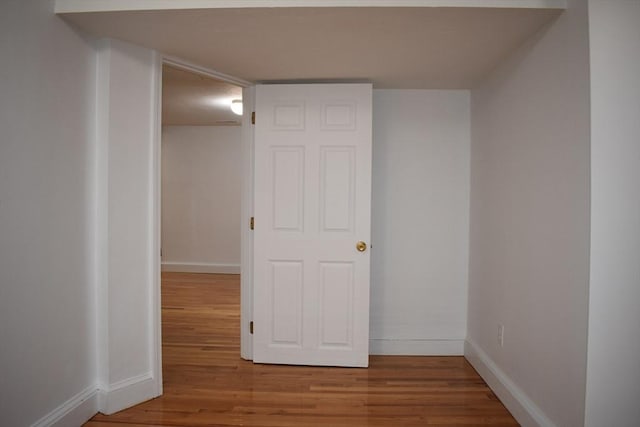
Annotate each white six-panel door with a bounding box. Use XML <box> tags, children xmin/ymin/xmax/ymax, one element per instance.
<box><xmin>253</xmin><ymin>84</ymin><xmax>372</xmax><ymax>367</ymax></box>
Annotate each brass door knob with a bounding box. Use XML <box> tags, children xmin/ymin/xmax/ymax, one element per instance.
<box><xmin>356</xmin><ymin>241</ymin><xmax>367</xmax><ymax>252</ymax></box>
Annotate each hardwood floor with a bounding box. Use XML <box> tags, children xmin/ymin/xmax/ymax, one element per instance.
<box><xmin>84</xmin><ymin>272</ymin><xmax>519</xmax><ymax>427</ymax></box>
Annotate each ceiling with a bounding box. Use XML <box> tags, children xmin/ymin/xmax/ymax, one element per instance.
<box><xmin>162</xmin><ymin>65</ymin><xmax>243</xmax><ymax>126</ymax></box>
<box><xmin>59</xmin><ymin>6</ymin><xmax>563</xmax><ymax>89</ymax></box>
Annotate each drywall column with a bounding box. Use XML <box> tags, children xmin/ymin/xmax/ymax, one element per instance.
<box><xmin>95</xmin><ymin>38</ymin><xmax>162</xmax><ymax>414</ymax></box>
<box><xmin>585</xmin><ymin>1</ymin><xmax>640</xmax><ymax>425</ymax></box>
<box><xmin>0</xmin><ymin>1</ymin><xmax>98</xmax><ymax>425</ymax></box>
<box><xmin>466</xmin><ymin>0</ymin><xmax>590</xmax><ymax>426</ymax></box>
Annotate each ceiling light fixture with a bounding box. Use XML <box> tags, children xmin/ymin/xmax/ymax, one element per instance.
<box><xmin>230</xmin><ymin>99</ymin><xmax>243</xmax><ymax>116</ymax></box>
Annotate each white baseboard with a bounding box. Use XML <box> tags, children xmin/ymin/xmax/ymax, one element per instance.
<box><xmin>99</xmin><ymin>373</ymin><xmax>159</xmax><ymax>415</ymax></box>
<box><xmin>370</xmin><ymin>339</ymin><xmax>464</xmax><ymax>355</ymax></box>
<box><xmin>31</xmin><ymin>386</ymin><xmax>98</xmax><ymax>427</ymax></box>
<box><xmin>464</xmin><ymin>339</ymin><xmax>557</xmax><ymax>427</ymax></box>
<box><xmin>161</xmin><ymin>262</ymin><xmax>240</xmax><ymax>274</ymax></box>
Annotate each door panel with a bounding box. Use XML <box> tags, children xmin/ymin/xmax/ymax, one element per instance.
<box><xmin>318</xmin><ymin>261</ymin><xmax>354</xmax><ymax>349</ymax></box>
<box><xmin>271</xmin><ymin>147</ymin><xmax>305</xmax><ymax>231</ymax></box>
<box><xmin>269</xmin><ymin>261</ymin><xmax>303</xmax><ymax>346</ymax></box>
<box><xmin>253</xmin><ymin>84</ymin><xmax>372</xmax><ymax>367</ymax></box>
<box><xmin>320</xmin><ymin>147</ymin><xmax>355</xmax><ymax>232</ymax></box>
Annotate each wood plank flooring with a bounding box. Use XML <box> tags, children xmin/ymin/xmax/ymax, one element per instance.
<box><xmin>84</xmin><ymin>272</ymin><xmax>519</xmax><ymax>427</ymax></box>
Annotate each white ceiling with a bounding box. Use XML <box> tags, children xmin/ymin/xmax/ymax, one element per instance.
<box><xmin>58</xmin><ymin>4</ymin><xmax>564</xmax><ymax>89</ymax></box>
<box><xmin>162</xmin><ymin>65</ymin><xmax>243</xmax><ymax>126</ymax></box>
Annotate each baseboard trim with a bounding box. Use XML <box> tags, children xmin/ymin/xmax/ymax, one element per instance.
<box><xmin>369</xmin><ymin>339</ymin><xmax>464</xmax><ymax>355</ymax></box>
<box><xmin>464</xmin><ymin>339</ymin><xmax>557</xmax><ymax>427</ymax></box>
<box><xmin>99</xmin><ymin>373</ymin><xmax>159</xmax><ymax>415</ymax></box>
<box><xmin>161</xmin><ymin>262</ymin><xmax>240</xmax><ymax>274</ymax></box>
<box><xmin>31</xmin><ymin>386</ymin><xmax>98</xmax><ymax>427</ymax></box>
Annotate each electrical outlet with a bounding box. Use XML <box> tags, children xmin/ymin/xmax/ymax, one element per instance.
<box><xmin>498</xmin><ymin>324</ymin><xmax>504</xmax><ymax>347</ymax></box>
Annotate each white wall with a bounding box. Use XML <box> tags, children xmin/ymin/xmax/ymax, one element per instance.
<box><xmin>0</xmin><ymin>1</ymin><xmax>98</xmax><ymax>426</ymax></box>
<box><xmin>585</xmin><ymin>1</ymin><xmax>640</xmax><ymax>425</ymax></box>
<box><xmin>161</xmin><ymin>126</ymin><xmax>242</xmax><ymax>274</ymax></box>
<box><xmin>370</xmin><ymin>90</ymin><xmax>470</xmax><ymax>355</ymax></box>
<box><xmin>466</xmin><ymin>1</ymin><xmax>591</xmax><ymax>426</ymax></box>
<box><xmin>95</xmin><ymin>38</ymin><xmax>161</xmax><ymax>413</ymax></box>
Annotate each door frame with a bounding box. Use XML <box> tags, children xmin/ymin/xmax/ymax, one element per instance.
<box><xmin>239</xmin><ymin>85</ymin><xmax>255</xmax><ymax>359</ymax></box>
<box><xmin>153</xmin><ymin>55</ymin><xmax>255</xmax><ymax>388</ymax></box>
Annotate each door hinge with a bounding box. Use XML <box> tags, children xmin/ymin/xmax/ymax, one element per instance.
<box><xmin>249</xmin><ymin>321</ymin><xmax>254</xmax><ymax>334</ymax></box>
<box><xmin>251</xmin><ymin>111</ymin><xmax>255</xmax><ymax>125</ymax></box>
<box><xmin>250</xmin><ymin>216</ymin><xmax>254</xmax><ymax>230</ymax></box>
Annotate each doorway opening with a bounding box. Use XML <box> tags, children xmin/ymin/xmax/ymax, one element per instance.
<box><xmin>160</xmin><ymin>63</ymin><xmax>245</xmax><ymax>385</ymax></box>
